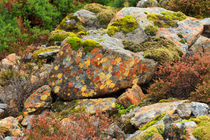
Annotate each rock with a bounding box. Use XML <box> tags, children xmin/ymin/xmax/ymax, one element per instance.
<box><xmin>112</xmin><ymin>7</ymin><xmax>203</xmax><ymax>53</ymax></box>
<box><xmin>118</xmin><ymin>85</ymin><xmax>146</xmax><ymax>107</ymax></box>
<box><xmin>23</xmin><ymin>85</ymin><xmax>52</xmax><ymax>115</ymax></box>
<box><xmin>188</xmin><ymin>35</ymin><xmax>210</xmax><ymax>55</ymax></box>
<box><xmin>168</xmin><ymin>121</ymin><xmax>198</xmax><ymax>140</ymax></box>
<box><xmin>76</xmin><ymin>98</ymin><xmax>117</xmax><ymax>114</ymax></box>
<box><xmin>159</xmin><ymin>0</ymin><xmax>170</xmax><ymax>8</ymax></box>
<box><xmin>33</xmin><ymin>46</ymin><xmax>60</xmax><ymax>59</ymax></box>
<box><xmin>137</xmin><ymin>0</ymin><xmax>159</xmax><ymax>8</ymax></box>
<box><xmin>74</xmin><ymin>9</ymin><xmax>99</xmax><ymax>30</ymax></box>
<box><xmin>200</xmin><ymin>18</ymin><xmax>210</xmax><ymax>38</ymax></box>
<box><xmin>1</xmin><ymin>53</ymin><xmax>20</xmax><ymax>68</ymax></box>
<box><xmin>191</xmin><ymin>102</ymin><xmax>209</xmax><ymax>117</ymax></box>
<box><xmin>0</xmin><ymin>116</ymin><xmax>23</xmax><ymax>136</ymax></box>
<box><xmin>122</xmin><ymin>101</ymin><xmax>185</xmax><ymax>128</ymax></box>
<box><xmin>3</xmin><ymin>136</ymin><xmax>16</xmax><ymax>140</ymax></box>
<box><xmin>49</xmin><ymin>29</ymin><xmax>157</xmax><ymax>100</ymax></box>
<box><xmin>0</xmin><ymin>103</ymin><xmax>8</xmax><ymax>118</ymax></box>
<box><xmin>30</xmin><ymin>75</ymin><xmax>39</xmax><ymax>84</ymax></box>
<box><xmin>102</xmin><ymin>123</ymin><xmax>126</xmax><ymax>139</ymax></box>
<box><xmin>177</xmin><ymin>103</ymin><xmax>192</xmax><ymax>118</ymax></box>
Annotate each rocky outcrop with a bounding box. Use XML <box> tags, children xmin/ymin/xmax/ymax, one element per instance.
<box><xmin>49</xmin><ymin>29</ymin><xmax>157</xmax><ymax>100</ymax></box>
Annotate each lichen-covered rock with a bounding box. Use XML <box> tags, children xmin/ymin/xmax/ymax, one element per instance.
<box><xmin>169</xmin><ymin>121</ymin><xmax>198</xmax><ymax>140</ymax></box>
<box><xmin>188</xmin><ymin>36</ymin><xmax>210</xmax><ymax>55</ymax></box>
<box><xmin>23</xmin><ymin>85</ymin><xmax>52</xmax><ymax>115</ymax></box>
<box><xmin>118</xmin><ymin>85</ymin><xmax>146</xmax><ymax>107</ymax></box>
<box><xmin>191</xmin><ymin>102</ymin><xmax>209</xmax><ymax>117</ymax></box>
<box><xmin>112</xmin><ymin>7</ymin><xmax>203</xmax><ymax>53</ymax></box>
<box><xmin>33</xmin><ymin>46</ymin><xmax>60</xmax><ymax>58</ymax></box>
<box><xmin>137</xmin><ymin>0</ymin><xmax>159</xmax><ymax>8</ymax></box>
<box><xmin>1</xmin><ymin>53</ymin><xmax>20</xmax><ymax>69</ymax></box>
<box><xmin>0</xmin><ymin>103</ymin><xmax>8</xmax><ymax>119</ymax></box>
<box><xmin>200</xmin><ymin>18</ymin><xmax>210</xmax><ymax>38</ymax></box>
<box><xmin>176</xmin><ymin>103</ymin><xmax>192</xmax><ymax>118</ymax></box>
<box><xmin>48</xmin><ymin>30</ymin><xmax>71</xmax><ymax>42</ymax></box>
<box><xmin>76</xmin><ymin>98</ymin><xmax>117</xmax><ymax>114</ymax></box>
<box><xmin>49</xmin><ymin>29</ymin><xmax>157</xmax><ymax>100</ymax></box>
<box><xmin>122</xmin><ymin>101</ymin><xmax>185</xmax><ymax>128</ymax></box>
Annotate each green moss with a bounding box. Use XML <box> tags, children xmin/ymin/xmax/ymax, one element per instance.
<box><xmin>124</xmin><ymin>37</ymin><xmax>183</xmax><ymax>64</ymax></box>
<box><xmin>48</xmin><ymin>30</ymin><xmax>70</xmax><ymax>42</ymax></box>
<box><xmin>137</xmin><ymin>123</ymin><xmax>165</xmax><ymax>140</ymax></box>
<box><xmin>158</xmin><ymin>99</ymin><xmax>172</xmax><ymax>103</ymax></box>
<box><xmin>56</xmin><ymin>14</ymin><xmax>85</xmax><ymax>33</ymax></box>
<box><xmin>177</xmin><ymin>32</ymin><xmax>184</xmax><ymax>38</ymax></box>
<box><xmin>178</xmin><ymin>120</ymin><xmax>191</xmax><ymax>124</ymax></box>
<box><xmin>140</xmin><ymin>113</ymin><xmax>166</xmax><ymax>131</ymax></box>
<box><xmin>76</xmin><ymin>31</ymin><xmax>87</xmax><ymax>37</ymax></box>
<box><xmin>84</xmin><ymin>3</ymin><xmax>110</xmax><ymax>13</ymax></box>
<box><xmin>82</xmin><ymin>40</ymin><xmax>102</xmax><ymax>53</ymax></box>
<box><xmin>147</xmin><ymin>12</ymin><xmax>186</xmax><ymax>28</ymax></box>
<box><xmin>66</xmin><ymin>36</ymin><xmax>82</xmax><ymax>51</ymax></box>
<box><xmin>33</xmin><ymin>46</ymin><xmax>60</xmax><ymax>56</ymax></box>
<box><xmin>144</xmin><ymin>25</ymin><xmax>159</xmax><ymax>36</ymax></box>
<box><xmin>97</xmin><ymin>9</ymin><xmax>116</xmax><ymax>25</ymax></box>
<box><xmin>179</xmin><ymin>39</ymin><xmax>186</xmax><ymax>44</ymax></box>
<box><xmin>107</xmin><ymin>15</ymin><xmax>138</xmax><ymax>36</ymax></box>
<box><xmin>192</xmin><ymin>116</ymin><xmax>210</xmax><ymax>140</ymax></box>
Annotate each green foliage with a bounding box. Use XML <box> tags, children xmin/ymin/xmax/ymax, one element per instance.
<box><xmin>116</xmin><ymin>103</ymin><xmax>135</xmax><ymax>115</ymax></box>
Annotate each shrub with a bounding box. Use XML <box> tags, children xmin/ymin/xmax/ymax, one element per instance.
<box><xmin>167</xmin><ymin>0</ymin><xmax>210</xmax><ymax>18</ymax></box>
<box><xmin>148</xmin><ymin>53</ymin><xmax>210</xmax><ymax>102</ymax></box>
<box><xmin>23</xmin><ymin>111</ymin><xmax>114</xmax><ymax>139</ymax></box>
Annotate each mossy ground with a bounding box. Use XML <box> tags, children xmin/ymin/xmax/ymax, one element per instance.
<box><xmin>147</xmin><ymin>11</ymin><xmax>186</xmax><ymax>28</ymax></box>
<box><xmin>107</xmin><ymin>15</ymin><xmax>138</xmax><ymax>36</ymax></box>
<box><xmin>123</xmin><ymin>37</ymin><xmax>183</xmax><ymax>64</ymax></box>
<box><xmin>56</xmin><ymin>14</ymin><xmax>85</xmax><ymax>33</ymax></box>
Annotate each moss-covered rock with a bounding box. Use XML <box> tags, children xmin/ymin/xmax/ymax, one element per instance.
<box><xmin>84</xmin><ymin>3</ymin><xmax>116</xmax><ymax>26</ymax></box>
<box><xmin>192</xmin><ymin>116</ymin><xmax>210</xmax><ymax>140</ymax></box>
<box><xmin>82</xmin><ymin>40</ymin><xmax>102</xmax><ymax>53</ymax></box>
<box><xmin>107</xmin><ymin>16</ymin><xmax>138</xmax><ymax>36</ymax></box>
<box><xmin>48</xmin><ymin>30</ymin><xmax>71</xmax><ymax>42</ymax></box>
<box><xmin>124</xmin><ymin>37</ymin><xmax>183</xmax><ymax>64</ymax></box>
<box><xmin>147</xmin><ymin>11</ymin><xmax>186</xmax><ymax>28</ymax></box>
<box><xmin>140</xmin><ymin>113</ymin><xmax>166</xmax><ymax>131</ymax></box>
<box><xmin>56</xmin><ymin>14</ymin><xmax>85</xmax><ymax>33</ymax></box>
<box><xmin>144</xmin><ymin>25</ymin><xmax>159</xmax><ymax>36</ymax></box>
<box><xmin>66</xmin><ymin>36</ymin><xmax>82</xmax><ymax>51</ymax></box>
<box><xmin>33</xmin><ymin>46</ymin><xmax>60</xmax><ymax>56</ymax></box>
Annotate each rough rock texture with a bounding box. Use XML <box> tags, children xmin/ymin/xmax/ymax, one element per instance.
<box><xmin>137</xmin><ymin>0</ymin><xmax>159</xmax><ymax>8</ymax></box>
<box><xmin>118</xmin><ymin>85</ymin><xmax>146</xmax><ymax>107</ymax></box>
<box><xmin>33</xmin><ymin>46</ymin><xmax>60</xmax><ymax>59</ymax></box>
<box><xmin>200</xmin><ymin>18</ymin><xmax>210</xmax><ymax>38</ymax></box>
<box><xmin>188</xmin><ymin>35</ymin><xmax>210</xmax><ymax>55</ymax></box>
<box><xmin>23</xmin><ymin>85</ymin><xmax>52</xmax><ymax>115</ymax></box>
<box><xmin>0</xmin><ymin>103</ymin><xmax>8</xmax><ymax>118</ymax></box>
<box><xmin>1</xmin><ymin>53</ymin><xmax>20</xmax><ymax>68</ymax></box>
<box><xmin>76</xmin><ymin>98</ymin><xmax>117</xmax><ymax>114</ymax></box>
<box><xmin>191</xmin><ymin>102</ymin><xmax>209</xmax><ymax>117</ymax></box>
<box><xmin>49</xmin><ymin>29</ymin><xmax>157</xmax><ymax>100</ymax></box>
<box><xmin>169</xmin><ymin>121</ymin><xmax>198</xmax><ymax>140</ymax></box>
<box><xmin>74</xmin><ymin>9</ymin><xmax>99</xmax><ymax>30</ymax></box>
<box><xmin>111</xmin><ymin>7</ymin><xmax>204</xmax><ymax>53</ymax></box>
<box><xmin>0</xmin><ymin>116</ymin><xmax>23</xmax><ymax>136</ymax></box>
<box><xmin>176</xmin><ymin>103</ymin><xmax>192</xmax><ymax>118</ymax></box>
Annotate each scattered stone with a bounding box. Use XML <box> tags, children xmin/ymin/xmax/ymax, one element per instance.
<box><xmin>23</xmin><ymin>85</ymin><xmax>52</xmax><ymax>115</ymax></box>
<box><xmin>191</xmin><ymin>102</ymin><xmax>209</xmax><ymax>117</ymax></box>
<box><xmin>137</xmin><ymin>0</ymin><xmax>159</xmax><ymax>8</ymax></box>
<box><xmin>76</xmin><ymin>98</ymin><xmax>117</xmax><ymax>114</ymax></box>
<box><xmin>49</xmin><ymin>29</ymin><xmax>157</xmax><ymax>100</ymax></box>
<box><xmin>118</xmin><ymin>85</ymin><xmax>145</xmax><ymax>107</ymax></box>
<box><xmin>1</xmin><ymin>53</ymin><xmax>20</xmax><ymax>68</ymax></box>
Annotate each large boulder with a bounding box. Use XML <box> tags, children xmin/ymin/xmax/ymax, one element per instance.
<box><xmin>137</xmin><ymin>0</ymin><xmax>159</xmax><ymax>8</ymax></box>
<box><xmin>110</xmin><ymin>7</ymin><xmax>204</xmax><ymax>53</ymax></box>
<box><xmin>49</xmin><ymin>29</ymin><xmax>157</xmax><ymax>100</ymax></box>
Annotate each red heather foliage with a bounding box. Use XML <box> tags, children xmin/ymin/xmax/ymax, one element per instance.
<box><xmin>148</xmin><ymin>53</ymin><xmax>210</xmax><ymax>103</ymax></box>
<box><xmin>167</xmin><ymin>0</ymin><xmax>210</xmax><ymax>18</ymax></box>
<box><xmin>23</xmin><ymin>111</ymin><xmax>114</xmax><ymax>140</ymax></box>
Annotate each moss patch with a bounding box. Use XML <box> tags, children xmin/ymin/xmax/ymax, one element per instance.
<box><xmin>124</xmin><ymin>37</ymin><xmax>183</xmax><ymax>64</ymax></box>
<box><xmin>82</xmin><ymin>40</ymin><xmax>102</xmax><ymax>53</ymax></box>
<box><xmin>84</xmin><ymin>3</ymin><xmax>116</xmax><ymax>26</ymax></box>
<box><xmin>33</xmin><ymin>46</ymin><xmax>60</xmax><ymax>56</ymax></box>
<box><xmin>144</xmin><ymin>25</ymin><xmax>159</xmax><ymax>36</ymax></box>
<box><xmin>66</xmin><ymin>36</ymin><xmax>82</xmax><ymax>51</ymax></box>
<box><xmin>192</xmin><ymin>116</ymin><xmax>210</xmax><ymax>140</ymax></box>
<box><xmin>140</xmin><ymin>113</ymin><xmax>166</xmax><ymax>131</ymax></box>
<box><xmin>51</xmin><ymin>100</ymin><xmax>86</xmax><ymax>119</ymax></box>
<box><xmin>48</xmin><ymin>30</ymin><xmax>71</xmax><ymax>42</ymax></box>
<box><xmin>56</xmin><ymin>14</ymin><xmax>85</xmax><ymax>33</ymax></box>
<box><xmin>147</xmin><ymin>11</ymin><xmax>186</xmax><ymax>28</ymax></box>
<box><xmin>107</xmin><ymin>15</ymin><xmax>138</xmax><ymax>36</ymax></box>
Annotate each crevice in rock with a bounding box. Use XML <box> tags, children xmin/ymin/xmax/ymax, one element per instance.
<box><xmin>202</xmin><ymin>25</ymin><xmax>210</xmax><ymax>38</ymax></box>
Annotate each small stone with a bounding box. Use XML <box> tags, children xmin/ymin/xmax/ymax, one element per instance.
<box><xmin>118</xmin><ymin>85</ymin><xmax>145</xmax><ymax>107</ymax></box>
<box><xmin>177</xmin><ymin>103</ymin><xmax>192</xmax><ymax>118</ymax></box>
